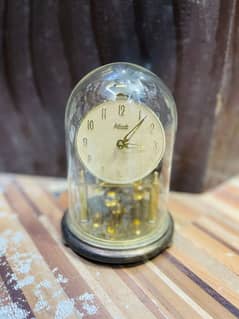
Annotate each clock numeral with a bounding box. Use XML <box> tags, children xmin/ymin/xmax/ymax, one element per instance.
<box><xmin>101</xmin><ymin>108</ymin><xmax>107</xmax><ymax>120</ymax></box>
<box><xmin>150</xmin><ymin>123</ymin><xmax>155</xmax><ymax>133</ymax></box>
<box><xmin>118</xmin><ymin>104</ymin><xmax>125</xmax><ymax>116</ymax></box>
<box><xmin>82</xmin><ymin>137</ymin><xmax>88</xmax><ymax>146</ymax></box>
<box><xmin>87</xmin><ymin>154</ymin><xmax>92</xmax><ymax>162</ymax></box>
<box><xmin>87</xmin><ymin>120</ymin><xmax>94</xmax><ymax>130</ymax></box>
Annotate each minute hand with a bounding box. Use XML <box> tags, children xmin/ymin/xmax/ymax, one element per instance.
<box><xmin>122</xmin><ymin>116</ymin><xmax>147</xmax><ymax>142</ymax></box>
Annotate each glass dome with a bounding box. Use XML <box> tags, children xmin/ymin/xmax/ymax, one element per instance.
<box><xmin>62</xmin><ymin>62</ymin><xmax>177</xmax><ymax>264</ymax></box>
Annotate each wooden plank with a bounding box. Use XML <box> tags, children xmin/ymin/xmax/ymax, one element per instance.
<box><xmin>14</xmin><ymin>178</ymin><xmax>238</xmax><ymax>318</ymax></box>
<box><xmin>205</xmin><ymin>1</ymin><xmax>239</xmax><ymax>189</ymax></box>
<box><xmin>1</xmin><ymin>174</ymin><xmax>239</xmax><ymax>318</ymax></box>
<box><xmin>59</xmin><ymin>0</ymin><xmax>100</xmax><ymax>84</ymax></box>
<box><xmin>172</xmin><ymin>0</ymin><xmax>221</xmax><ymax>192</ymax></box>
<box><xmin>5</xmin><ymin>0</ymin><xmax>60</xmax><ymax>176</ymax></box>
<box><xmin>30</xmin><ymin>0</ymin><xmax>71</xmax><ymax>174</ymax></box>
<box><xmin>0</xmin><ymin>1</ymin><xmax>34</xmax><ymax>172</ymax></box>
<box><xmin>134</xmin><ymin>0</ymin><xmax>176</xmax><ymax>91</ymax></box>
<box><xmin>91</xmin><ymin>0</ymin><xmax>142</xmax><ymax>64</ymax></box>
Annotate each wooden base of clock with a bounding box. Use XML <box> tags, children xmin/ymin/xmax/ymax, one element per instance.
<box><xmin>61</xmin><ymin>212</ymin><xmax>174</xmax><ymax>265</ymax></box>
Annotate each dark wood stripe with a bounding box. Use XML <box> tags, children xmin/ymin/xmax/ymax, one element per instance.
<box><xmin>115</xmin><ymin>268</ymin><xmax>166</xmax><ymax>319</ymax></box>
<box><xmin>0</xmin><ymin>255</ymin><xmax>35</xmax><ymax>318</ymax></box>
<box><xmin>165</xmin><ymin>252</ymin><xmax>239</xmax><ymax>318</ymax></box>
<box><xmin>193</xmin><ymin>222</ymin><xmax>239</xmax><ymax>255</ymax></box>
<box><xmin>4</xmin><ymin>183</ymin><xmax>111</xmax><ymax>319</ymax></box>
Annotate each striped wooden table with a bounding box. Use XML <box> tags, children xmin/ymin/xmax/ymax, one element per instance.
<box><xmin>0</xmin><ymin>174</ymin><xmax>239</xmax><ymax>319</ymax></box>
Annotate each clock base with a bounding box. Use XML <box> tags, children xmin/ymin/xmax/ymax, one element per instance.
<box><xmin>61</xmin><ymin>212</ymin><xmax>174</xmax><ymax>264</ymax></box>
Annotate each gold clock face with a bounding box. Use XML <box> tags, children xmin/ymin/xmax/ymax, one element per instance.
<box><xmin>76</xmin><ymin>101</ymin><xmax>165</xmax><ymax>184</ymax></box>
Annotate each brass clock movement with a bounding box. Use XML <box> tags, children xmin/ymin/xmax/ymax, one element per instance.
<box><xmin>62</xmin><ymin>62</ymin><xmax>177</xmax><ymax>264</ymax></box>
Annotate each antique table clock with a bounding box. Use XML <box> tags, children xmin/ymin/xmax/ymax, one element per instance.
<box><xmin>62</xmin><ymin>62</ymin><xmax>177</xmax><ymax>264</ymax></box>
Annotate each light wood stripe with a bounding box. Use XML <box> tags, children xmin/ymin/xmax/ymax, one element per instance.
<box><xmin>192</xmin><ymin>196</ymin><xmax>239</xmax><ymax>233</ymax></box>
<box><xmin>202</xmin><ymin>193</ymin><xmax>239</xmax><ymax>223</ymax></box>
<box><xmin>213</xmin><ymin>185</ymin><xmax>239</xmax><ymax>203</ymax></box>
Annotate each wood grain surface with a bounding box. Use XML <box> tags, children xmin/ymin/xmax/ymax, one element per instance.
<box><xmin>0</xmin><ymin>174</ymin><xmax>239</xmax><ymax>318</ymax></box>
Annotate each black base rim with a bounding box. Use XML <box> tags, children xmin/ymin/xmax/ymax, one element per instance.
<box><xmin>61</xmin><ymin>212</ymin><xmax>174</xmax><ymax>265</ymax></box>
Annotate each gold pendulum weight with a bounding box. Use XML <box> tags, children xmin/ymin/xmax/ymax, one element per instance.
<box><xmin>92</xmin><ymin>212</ymin><xmax>102</xmax><ymax>228</ymax></box>
<box><xmin>132</xmin><ymin>181</ymin><xmax>145</xmax><ymax>235</ymax></box>
<box><xmin>104</xmin><ymin>190</ymin><xmax>122</xmax><ymax>236</ymax></box>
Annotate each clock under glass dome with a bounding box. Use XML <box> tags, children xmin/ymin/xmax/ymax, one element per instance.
<box><xmin>62</xmin><ymin>62</ymin><xmax>177</xmax><ymax>264</ymax></box>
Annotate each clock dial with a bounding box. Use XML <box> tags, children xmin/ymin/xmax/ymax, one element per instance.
<box><xmin>76</xmin><ymin>101</ymin><xmax>165</xmax><ymax>184</ymax></box>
